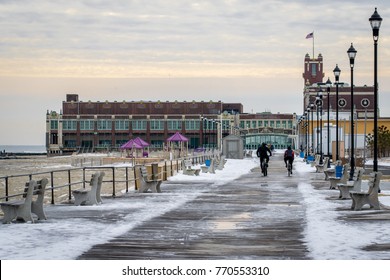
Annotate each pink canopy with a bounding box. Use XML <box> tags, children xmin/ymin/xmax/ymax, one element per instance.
<box><xmin>167</xmin><ymin>132</ymin><xmax>188</xmax><ymax>142</ymax></box>
<box><xmin>120</xmin><ymin>139</ymin><xmax>143</xmax><ymax>149</ymax></box>
<box><xmin>133</xmin><ymin>137</ymin><xmax>149</xmax><ymax>147</ymax></box>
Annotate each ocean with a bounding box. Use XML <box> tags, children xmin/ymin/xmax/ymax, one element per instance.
<box><xmin>0</xmin><ymin>145</ymin><xmax>47</xmax><ymax>154</ymax></box>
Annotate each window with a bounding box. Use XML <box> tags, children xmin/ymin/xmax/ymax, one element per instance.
<box><xmin>258</xmin><ymin>120</ymin><xmax>263</xmax><ymax>127</ymax></box>
<box><xmin>288</xmin><ymin>120</ymin><xmax>293</xmax><ymax>129</ymax></box>
<box><xmin>97</xmin><ymin>119</ymin><xmax>112</xmax><ymax>130</ymax></box>
<box><xmin>167</xmin><ymin>119</ymin><xmax>182</xmax><ymax>130</ymax></box>
<box><xmin>50</xmin><ymin>120</ymin><xmax>58</xmax><ymax>130</ymax></box>
<box><xmin>115</xmin><ymin>120</ymin><xmax>129</xmax><ymax>131</ymax></box>
<box><xmin>282</xmin><ymin>121</ymin><xmax>287</xmax><ymax>128</ymax></box>
<box><xmin>311</xmin><ymin>63</ymin><xmax>317</xmax><ymax>76</ymax></box>
<box><xmin>264</xmin><ymin>121</ymin><xmax>268</xmax><ymax>127</ymax></box>
<box><xmin>270</xmin><ymin>121</ymin><xmax>274</xmax><ymax>127</ymax></box>
<box><xmin>133</xmin><ymin>120</ymin><xmax>147</xmax><ymax>130</ymax></box>
<box><xmin>185</xmin><ymin>119</ymin><xmax>200</xmax><ymax>130</ymax></box>
<box><xmin>150</xmin><ymin>119</ymin><xmax>164</xmax><ymax>130</ymax></box>
<box><xmin>80</xmin><ymin>120</ymin><xmax>94</xmax><ymax>130</ymax></box>
<box><xmin>276</xmin><ymin>121</ymin><xmax>281</xmax><ymax>128</ymax></box>
<box><xmin>63</xmin><ymin>120</ymin><xmax>77</xmax><ymax>130</ymax></box>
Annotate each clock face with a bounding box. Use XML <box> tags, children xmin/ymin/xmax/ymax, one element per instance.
<box><xmin>361</xmin><ymin>98</ymin><xmax>370</xmax><ymax>108</ymax></box>
<box><xmin>338</xmin><ymin>99</ymin><xmax>346</xmax><ymax>108</ymax></box>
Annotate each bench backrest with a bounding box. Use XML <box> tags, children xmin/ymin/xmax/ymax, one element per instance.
<box><xmin>323</xmin><ymin>157</ymin><xmax>329</xmax><ymax>166</ymax></box>
<box><xmin>355</xmin><ymin>168</ymin><xmax>364</xmax><ymax>181</ymax></box>
<box><xmin>340</xmin><ymin>164</ymin><xmax>350</xmax><ymax>182</ymax></box>
<box><xmin>367</xmin><ymin>172</ymin><xmax>382</xmax><ymax>194</ymax></box>
<box><xmin>21</xmin><ymin>180</ymin><xmax>36</xmax><ymax>205</ymax></box>
<box><xmin>23</xmin><ymin>178</ymin><xmax>48</xmax><ymax>198</ymax></box>
<box><xmin>140</xmin><ymin>166</ymin><xmax>151</xmax><ymax>180</ymax></box>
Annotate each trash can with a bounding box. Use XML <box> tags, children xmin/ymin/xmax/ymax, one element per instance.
<box><xmin>335</xmin><ymin>165</ymin><xmax>343</xmax><ymax>178</ymax></box>
<box><xmin>307</xmin><ymin>155</ymin><xmax>314</xmax><ymax>162</ymax></box>
<box><xmin>205</xmin><ymin>159</ymin><xmax>211</xmax><ymax>166</ymax></box>
<box><xmin>300</xmin><ymin>151</ymin><xmax>305</xmax><ymax>158</ymax></box>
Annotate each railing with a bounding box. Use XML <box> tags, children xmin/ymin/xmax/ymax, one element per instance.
<box><xmin>0</xmin><ymin>152</ymin><xmax>218</xmax><ymax>205</ymax></box>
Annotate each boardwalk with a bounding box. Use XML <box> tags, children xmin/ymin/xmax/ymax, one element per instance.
<box><xmin>78</xmin><ymin>154</ymin><xmax>310</xmax><ymax>259</ymax></box>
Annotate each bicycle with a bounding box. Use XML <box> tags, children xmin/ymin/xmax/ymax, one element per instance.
<box><xmin>260</xmin><ymin>158</ymin><xmax>268</xmax><ymax>176</ymax></box>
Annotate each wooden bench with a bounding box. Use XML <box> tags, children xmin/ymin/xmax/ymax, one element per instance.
<box><xmin>350</xmin><ymin>172</ymin><xmax>382</xmax><ymax>211</ymax></box>
<box><xmin>329</xmin><ymin>164</ymin><xmax>349</xmax><ymax>189</ymax></box>
<box><xmin>201</xmin><ymin>158</ymin><xmax>215</xmax><ymax>174</ymax></box>
<box><xmin>315</xmin><ymin>157</ymin><xmax>329</xmax><ymax>173</ymax></box>
<box><xmin>182</xmin><ymin>160</ymin><xmax>200</xmax><ymax>176</ymax></box>
<box><xmin>337</xmin><ymin>168</ymin><xmax>364</xmax><ymax>199</ymax></box>
<box><xmin>0</xmin><ymin>178</ymin><xmax>48</xmax><ymax>224</ymax></box>
<box><xmin>72</xmin><ymin>172</ymin><xmax>105</xmax><ymax>206</ymax></box>
<box><xmin>137</xmin><ymin>165</ymin><xmax>162</xmax><ymax>193</ymax></box>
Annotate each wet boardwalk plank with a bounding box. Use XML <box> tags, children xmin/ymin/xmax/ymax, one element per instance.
<box><xmin>78</xmin><ymin>155</ymin><xmax>310</xmax><ymax>259</ymax></box>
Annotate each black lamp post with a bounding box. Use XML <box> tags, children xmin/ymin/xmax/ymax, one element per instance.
<box><xmin>310</xmin><ymin>103</ymin><xmax>314</xmax><ymax>155</ymax></box>
<box><xmin>316</xmin><ymin>95</ymin><xmax>320</xmax><ymax>154</ymax></box>
<box><xmin>304</xmin><ymin>112</ymin><xmax>308</xmax><ymax>159</ymax></box>
<box><xmin>326</xmin><ymin>77</ymin><xmax>332</xmax><ymax>165</ymax></box>
<box><xmin>306</xmin><ymin>106</ymin><xmax>311</xmax><ymax>156</ymax></box>
<box><xmin>333</xmin><ymin>64</ymin><xmax>341</xmax><ymax>161</ymax></box>
<box><xmin>369</xmin><ymin>8</ymin><xmax>382</xmax><ymax>173</ymax></box>
<box><xmin>316</xmin><ymin>89</ymin><xmax>323</xmax><ymax>164</ymax></box>
<box><xmin>347</xmin><ymin>43</ymin><xmax>357</xmax><ymax>180</ymax></box>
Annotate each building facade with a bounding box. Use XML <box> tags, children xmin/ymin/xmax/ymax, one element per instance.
<box><xmin>299</xmin><ymin>53</ymin><xmax>384</xmax><ymax>158</ymax></box>
<box><xmin>46</xmin><ymin>95</ymin><xmax>295</xmax><ymax>154</ymax></box>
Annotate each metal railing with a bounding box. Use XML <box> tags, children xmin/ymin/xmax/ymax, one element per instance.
<box><xmin>0</xmin><ymin>152</ymin><xmax>218</xmax><ymax>205</ymax></box>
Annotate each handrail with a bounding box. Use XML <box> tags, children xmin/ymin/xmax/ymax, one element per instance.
<box><xmin>0</xmin><ymin>151</ymin><xmax>219</xmax><ymax>205</ymax></box>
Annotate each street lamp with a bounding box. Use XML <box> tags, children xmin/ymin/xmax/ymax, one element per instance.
<box><xmin>306</xmin><ymin>106</ymin><xmax>311</xmax><ymax>157</ymax></box>
<box><xmin>316</xmin><ymin>89</ymin><xmax>323</xmax><ymax>164</ymax></box>
<box><xmin>304</xmin><ymin>112</ymin><xmax>308</xmax><ymax>159</ymax></box>
<box><xmin>369</xmin><ymin>7</ymin><xmax>382</xmax><ymax>173</ymax></box>
<box><xmin>326</xmin><ymin>77</ymin><xmax>332</xmax><ymax>166</ymax></box>
<box><xmin>310</xmin><ymin>103</ymin><xmax>314</xmax><ymax>155</ymax></box>
<box><xmin>333</xmin><ymin>64</ymin><xmax>341</xmax><ymax>161</ymax></box>
<box><xmin>347</xmin><ymin>43</ymin><xmax>357</xmax><ymax>180</ymax></box>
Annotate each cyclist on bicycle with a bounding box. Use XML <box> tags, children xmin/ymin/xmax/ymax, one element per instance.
<box><xmin>284</xmin><ymin>146</ymin><xmax>294</xmax><ymax>173</ymax></box>
<box><xmin>256</xmin><ymin>143</ymin><xmax>272</xmax><ymax>173</ymax></box>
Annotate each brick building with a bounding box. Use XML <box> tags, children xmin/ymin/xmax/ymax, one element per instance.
<box><xmin>46</xmin><ymin>94</ymin><xmax>296</xmax><ymax>154</ymax></box>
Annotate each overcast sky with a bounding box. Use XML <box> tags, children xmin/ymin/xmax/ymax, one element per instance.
<box><xmin>1</xmin><ymin>0</ymin><xmax>390</xmax><ymax>145</ymax></box>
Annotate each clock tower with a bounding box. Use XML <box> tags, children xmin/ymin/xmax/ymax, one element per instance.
<box><xmin>302</xmin><ymin>53</ymin><xmax>324</xmax><ymax>86</ymax></box>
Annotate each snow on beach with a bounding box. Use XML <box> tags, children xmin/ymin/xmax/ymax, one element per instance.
<box><xmin>1</xmin><ymin>152</ymin><xmax>390</xmax><ymax>260</ymax></box>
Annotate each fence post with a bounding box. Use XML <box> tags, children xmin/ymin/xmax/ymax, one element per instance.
<box><xmin>50</xmin><ymin>171</ymin><xmax>55</xmax><ymax>204</ymax></box>
<box><xmin>5</xmin><ymin>176</ymin><xmax>9</xmax><ymax>201</ymax></box>
<box><xmin>125</xmin><ymin>167</ymin><xmax>129</xmax><ymax>193</ymax></box>
<box><xmin>83</xmin><ymin>168</ymin><xmax>86</xmax><ymax>188</ymax></box>
<box><xmin>151</xmin><ymin>163</ymin><xmax>158</xmax><ymax>180</ymax></box>
<box><xmin>68</xmin><ymin>169</ymin><xmax>72</xmax><ymax>201</ymax></box>
<box><xmin>112</xmin><ymin>167</ymin><xmax>116</xmax><ymax>197</ymax></box>
<box><xmin>164</xmin><ymin>161</ymin><xmax>167</xmax><ymax>180</ymax></box>
<box><xmin>133</xmin><ymin>166</ymin><xmax>138</xmax><ymax>191</ymax></box>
